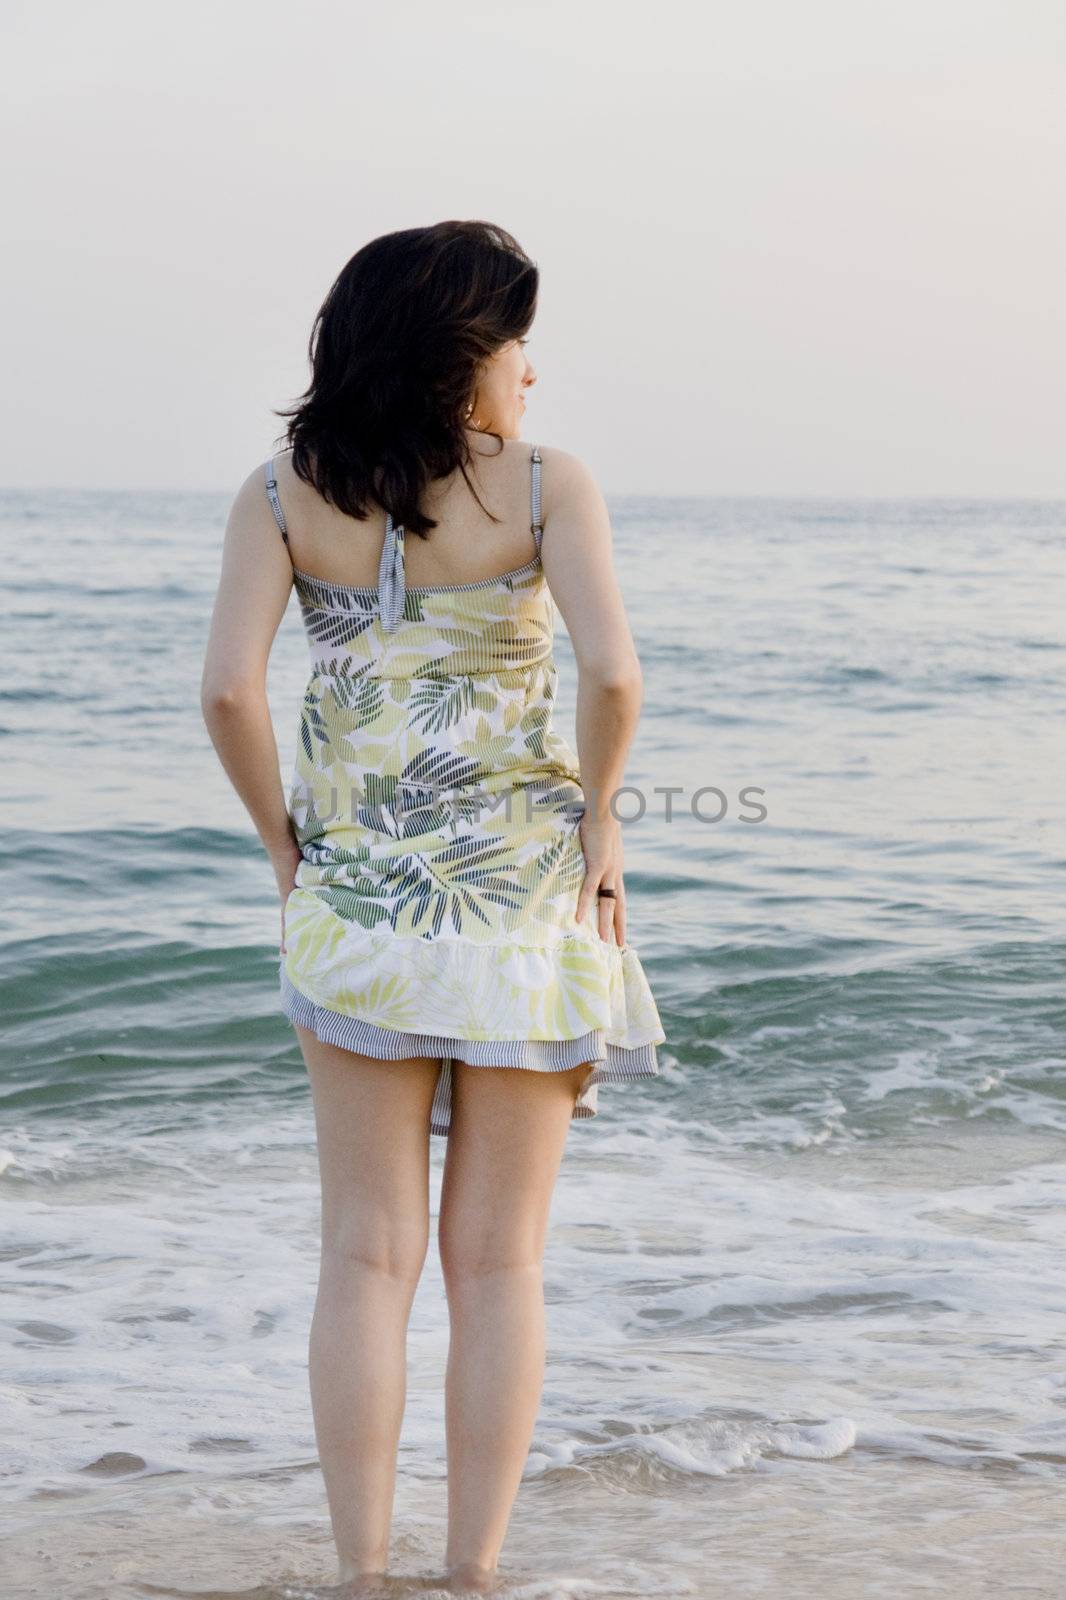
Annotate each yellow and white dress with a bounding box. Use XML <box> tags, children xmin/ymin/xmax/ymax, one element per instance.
<box><xmin>266</xmin><ymin>445</ymin><xmax>665</xmax><ymax>1137</ymax></box>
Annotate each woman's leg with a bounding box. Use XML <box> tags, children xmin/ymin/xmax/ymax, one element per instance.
<box><xmin>437</xmin><ymin>1057</ymin><xmax>594</xmax><ymax>1588</ymax></box>
<box><xmin>295</xmin><ymin>1021</ymin><xmax>443</xmax><ymax>1585</ymax></box>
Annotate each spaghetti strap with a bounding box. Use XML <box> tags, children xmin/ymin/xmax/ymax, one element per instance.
<box><xmin>530</xmin><ymin>444</ymin><xmax>543</xmax><ymax>553</ymax></box>
<box><xmin>264</xmin><ymin>458</ymin><xmax>289</xmax><ymax>545</ymax></box>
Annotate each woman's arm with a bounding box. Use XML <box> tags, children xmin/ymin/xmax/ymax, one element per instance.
<box><xmin>200</xmin><ymin>463</ymin><xmax>302</xmax><ymax>935</ymax></box>
<box><xmin>537</xmin><ymin>448</ymin><xmax>645</xmax><ymax>947</ymax></box>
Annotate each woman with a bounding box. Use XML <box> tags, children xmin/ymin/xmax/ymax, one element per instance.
<box><xmin>201</xmin><ymin>220</ymin><xmax>665</xmax><ymax>1594</ymax></box>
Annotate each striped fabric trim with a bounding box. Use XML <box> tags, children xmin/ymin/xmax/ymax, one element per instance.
<box><xmin>531</xmin><ymin>444</ymin><xmax>543</xmax><ymax>549</ymax></box>
<box><xmin>264</xmin><ymin>458</ymin><xmax>289</xmax><ymax>544</ymax></box>
<box><xmin>279</xmin><ymin>964</ymin><xmax>660</xmax><ymax>1138</ymax></box>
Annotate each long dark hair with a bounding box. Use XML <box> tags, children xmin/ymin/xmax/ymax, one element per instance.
<box><xmin>273</xmin><ymin>221</ymin><xmax>538</xmax><ymax>540</ymax></box>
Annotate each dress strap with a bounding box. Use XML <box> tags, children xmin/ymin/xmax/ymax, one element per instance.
<box><xmin>378</xmin><ymin>511</ymin><xmax>406</xmax><ymax>633</ymax></box>
<box><xmin>264</xmin><ymin>458</ymin><xmax>289</xmax><ymax>545</ymax></box>
<box><xmin>530</xmin><ymin>445</ymin><xmax>543</xmax><ymax>553</ymax></box>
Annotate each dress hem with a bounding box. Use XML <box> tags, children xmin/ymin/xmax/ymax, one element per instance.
<box><xmin>278</xmin><ymin>963</ymin><xmax>660</xmax><ymax>1138</ymax></box>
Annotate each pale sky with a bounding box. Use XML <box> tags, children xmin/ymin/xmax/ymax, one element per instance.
<box><xmin>2</xmin><ymin>0</ymin><xmax>1064</xmax><ymax>496</ymax></box>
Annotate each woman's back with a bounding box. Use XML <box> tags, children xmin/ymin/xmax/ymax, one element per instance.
<box><xmin>271</xmin><ymin>432</ymin><xmax>552</xmax><ymax>593</ymax></box>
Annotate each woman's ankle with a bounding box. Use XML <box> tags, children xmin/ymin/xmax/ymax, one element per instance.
<box><xmin>336</xmin><ymin>1557</ymin><xmax>388</xmax><ymax>1588</ymax></box>
<box><xmin>444</xmin><ymin>1558</ymin><xmax>502</xmax><ymax>1593</ymax></box>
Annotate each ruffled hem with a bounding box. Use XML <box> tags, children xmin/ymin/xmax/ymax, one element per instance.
<box><xmin>279</xmin><ymin>964</ymin><xmax>660</xmax><ymax>1138</ymax></box>
<box><xmin>281</xmin><ymin>887</ymin><xmax>665</xmax><ymax>1050</ymax></box>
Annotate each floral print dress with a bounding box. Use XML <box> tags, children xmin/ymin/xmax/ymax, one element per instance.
<box><xmin>265</xmin><ymin>445</ymin><xmax>665</xmax><ymax>1138</ymax></box>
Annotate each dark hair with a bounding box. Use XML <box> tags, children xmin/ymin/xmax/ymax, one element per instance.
<box><xmin>273</xmin><ymin>220</ymin><xmax>538</xmax><ymax>540</ymax></box>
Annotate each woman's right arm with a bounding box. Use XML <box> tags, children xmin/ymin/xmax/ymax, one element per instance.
<box><xmin>537</xmin><ymin>447</ymin><xmax>645</xmax><ymax>948</ymax></box>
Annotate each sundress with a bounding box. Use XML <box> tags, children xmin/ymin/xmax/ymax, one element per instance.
<box><xmin>266</xmin><ymin>444</ymin><xmax>665</xmax><ymax>1138</ymax></box>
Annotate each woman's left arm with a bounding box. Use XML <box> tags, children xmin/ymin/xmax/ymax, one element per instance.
<box><xmin>200</xmin><ymin>462</ymin><xmax>302</xmax><ymax>943</ymax></box>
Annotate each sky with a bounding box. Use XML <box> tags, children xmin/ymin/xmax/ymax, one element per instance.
<box><xmin>1</xmin><ymin>0</ymin><xmax>1064</xmax><ymax>496</ymax></box>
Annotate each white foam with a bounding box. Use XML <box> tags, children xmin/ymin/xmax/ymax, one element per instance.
<box><xmin>528</xmin><ymin>1415</ymin><xmax>856</xmax><ymax>1481</ymax></box>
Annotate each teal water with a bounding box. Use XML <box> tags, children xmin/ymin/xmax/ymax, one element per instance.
<box><xmin>2</xmin><ymin>489</ymin><xmax>1065</xmax><ymax>1598</ymax></box>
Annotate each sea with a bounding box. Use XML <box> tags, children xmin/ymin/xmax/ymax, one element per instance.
<box><xmin>2</xmin><ymin>486</ymin><xmax>1064</xmax><ymax>1599</ymax></box>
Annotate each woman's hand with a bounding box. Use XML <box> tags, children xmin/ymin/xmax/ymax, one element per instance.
<box><xmin>575</xmin><ymin>814</ymin><xmax>627</xmax><ymax>946</ymax></box>
<box><xmin>270</xmin><ymin>835</ymin><xmax>302</xmax><ymax>955</ymax></box>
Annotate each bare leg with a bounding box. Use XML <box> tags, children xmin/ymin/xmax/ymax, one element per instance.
<box><xmin>437</xmin><ymin>1058</ymin><xmax>594</xmax><ymax>1588</ymax></box>
<box><xmin>295</xmin><ymin>1021</ymin><xmax>443</xmax><ymax>1585</ymax></box>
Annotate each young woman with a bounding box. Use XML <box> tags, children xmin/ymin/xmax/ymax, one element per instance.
<box><xmin>201</xmin><ymin>220</ymin><xmax>665</xmax><ymax>1594</ymax></box>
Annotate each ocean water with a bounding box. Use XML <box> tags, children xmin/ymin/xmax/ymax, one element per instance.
<box><xmin>2</xmin><ymin>486</ymin><xmax>1065</xmax><ymax>1599</ymax></box>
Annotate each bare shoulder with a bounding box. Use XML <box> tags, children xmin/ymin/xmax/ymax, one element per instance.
<box><xmin>533</xmin><ymin>444</ymin><xmax>608</xmax><ymax>523</ymax></box>
<box><xmin>229</xmin><ymin>446</ymin><xmax>316</xmax><ymax>531</ymax></box>
<box><xmin>246</xmin><ymin>445</ymin><xmax>310</xmax><ymax>499</ymax></box>
<box><xmin>265</xmin><ymin>445</ymin><xmax>301</xmax><ymax>501</ymax></box>
<box><xmin>535</xmin><ymin>442</ymin><xmax>599</xmax><ymax>488</ymax></box>
<box><xmin>223</xmin><ymin>452</ymin><xmax>297</xmax><ymax>555</ymax></box>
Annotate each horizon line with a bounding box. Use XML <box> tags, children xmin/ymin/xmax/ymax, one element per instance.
<box><xmin>2</xmin><ymin>484</ymin><xmax>1065</xmax><ymax>504</ymax></box>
